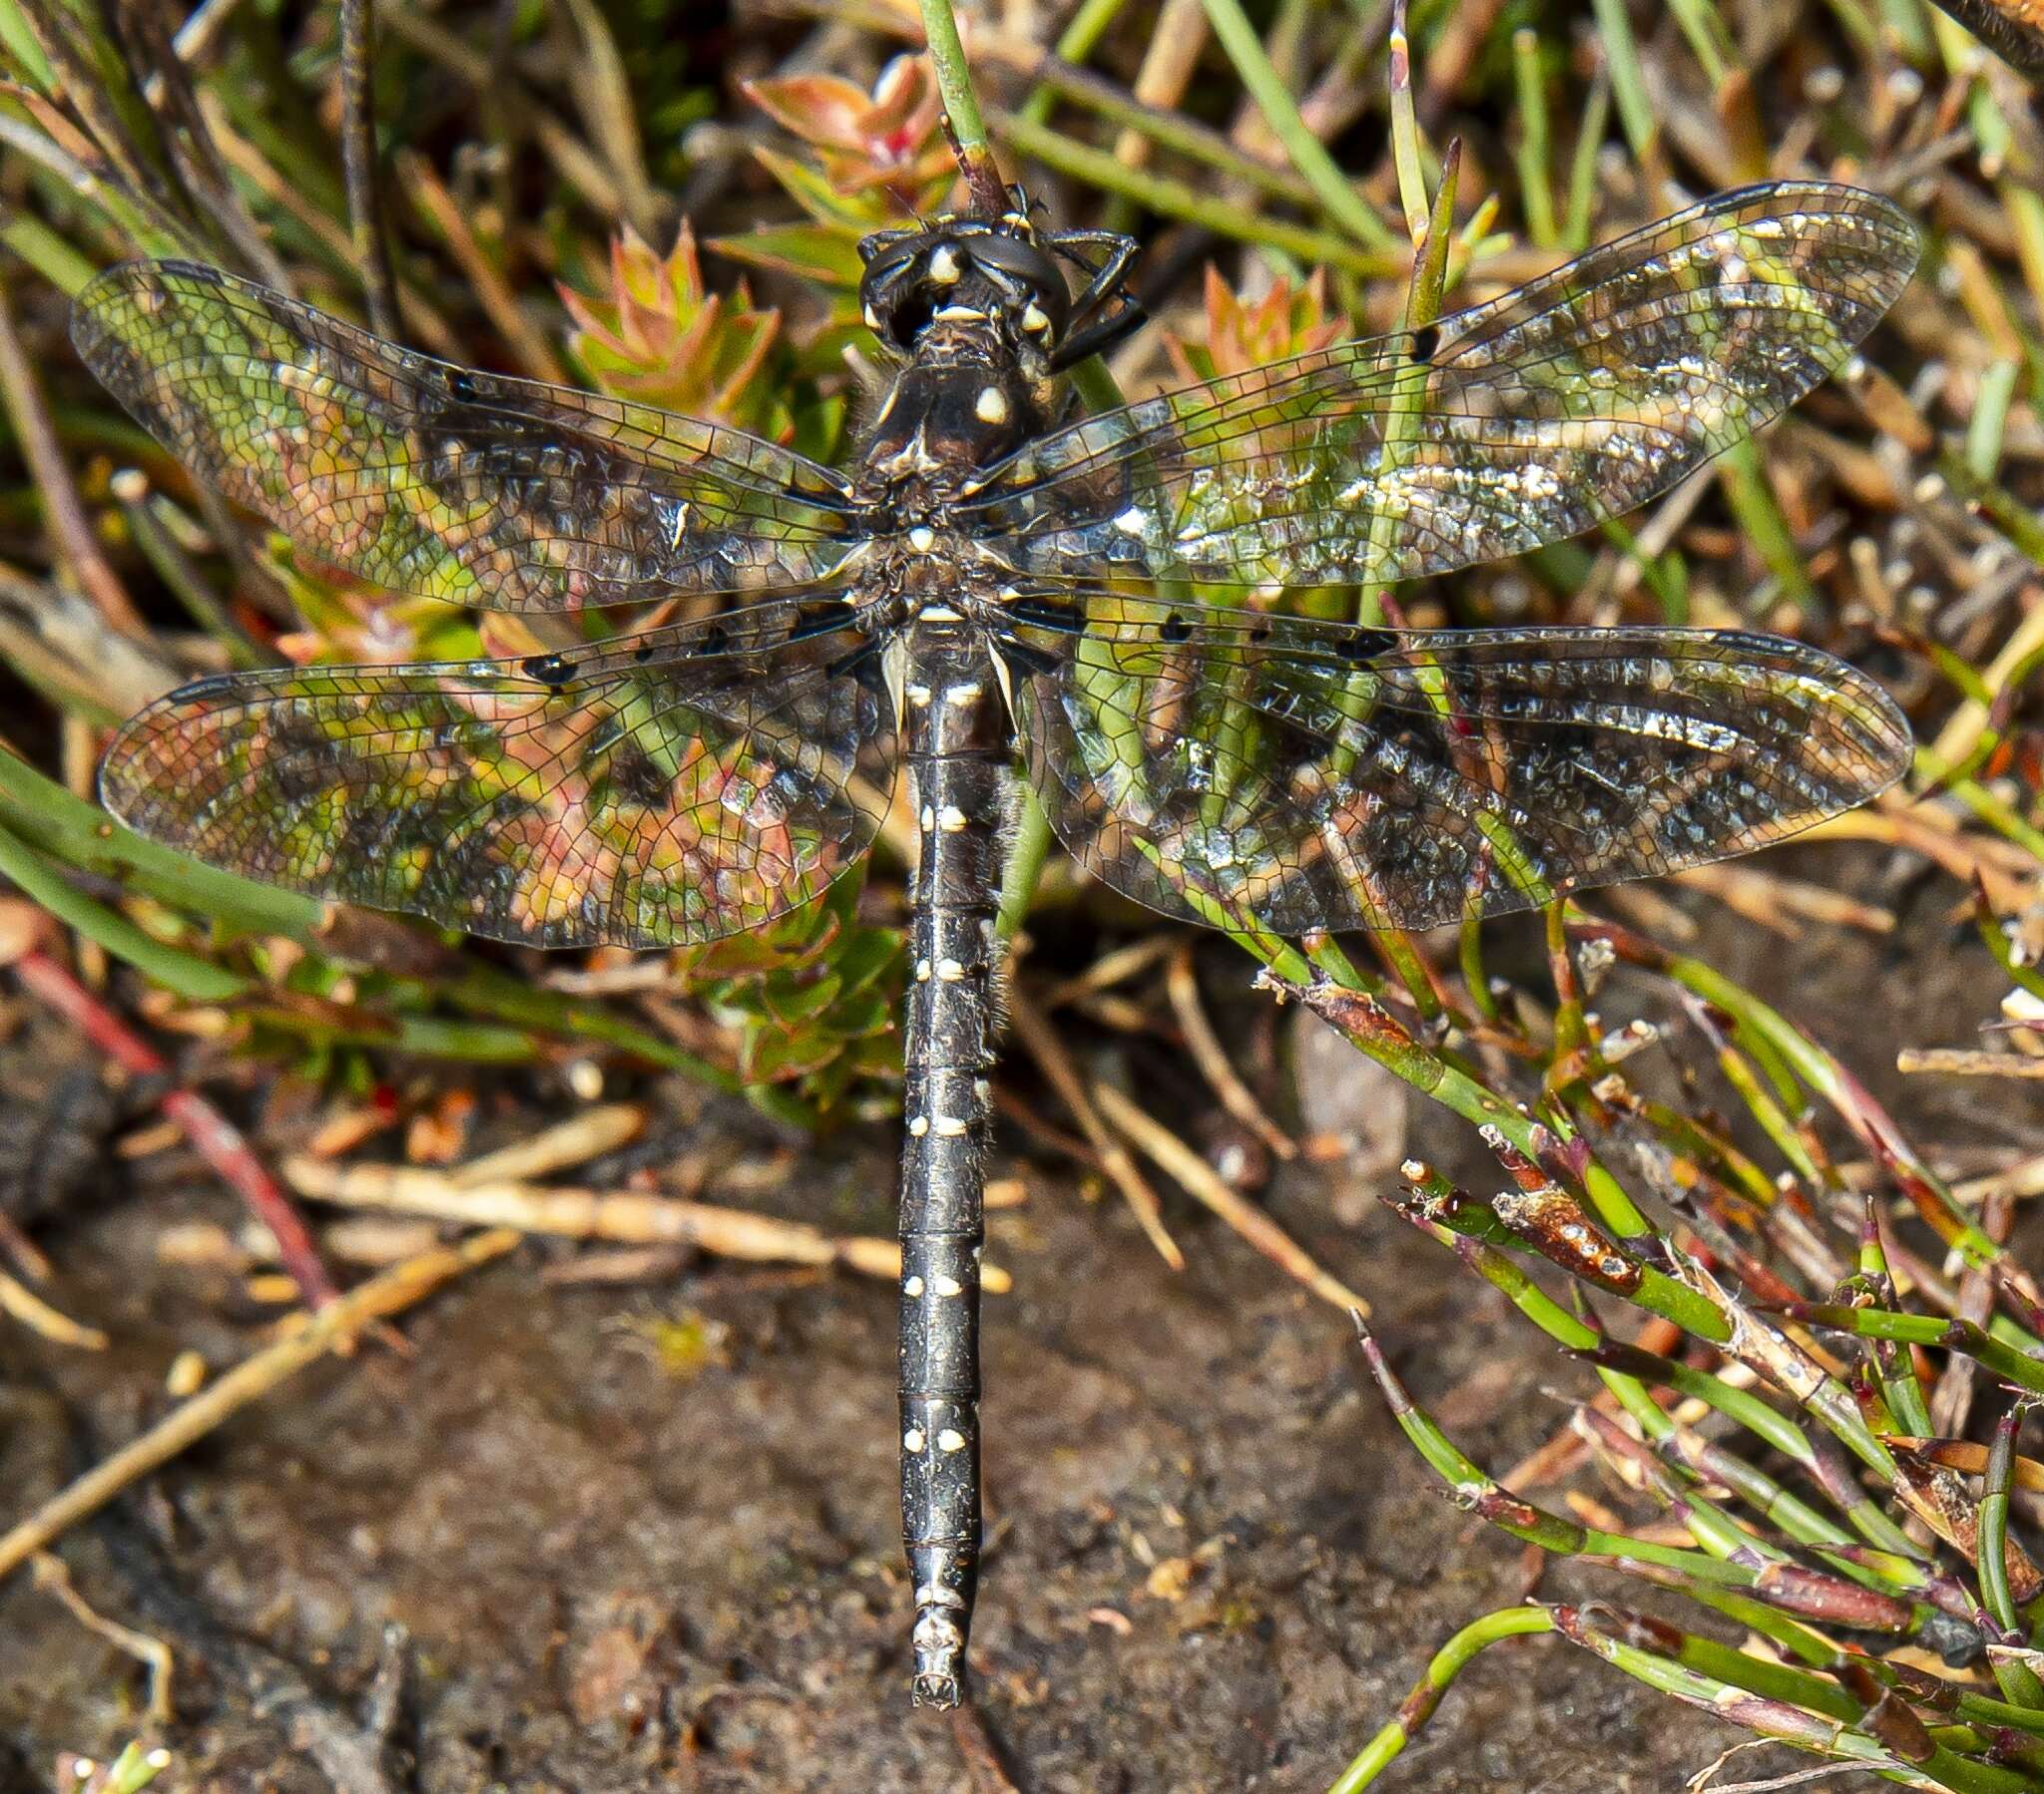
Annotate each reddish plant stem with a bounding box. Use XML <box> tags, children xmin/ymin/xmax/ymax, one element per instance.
<box><xmin>13</xmin><ymin>950</ymin><xmax>340</xmax><ymax>1309</ymax></box>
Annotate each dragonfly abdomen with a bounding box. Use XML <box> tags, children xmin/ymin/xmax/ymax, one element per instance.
<box><xmin>897</xmin><ymin>629</ymin><xmax>1007</xmax><ymax>1709</ymax></box>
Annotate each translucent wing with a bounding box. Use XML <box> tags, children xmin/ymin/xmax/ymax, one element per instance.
<box><xmin>966</xmin><ymin>183</ymin><xmax>1919</xmax><ymax>588</ymax></box>
<box><xmin>71</xmin><ymin>260</ymin><xmax>857</xmax><ymax>610</ymax></box>
<box><xmin>99</xmin><ymin>600</ymin><xmax>901</xmax><ymax>947</ymax></box>
<box><xmin>994</xmin><ymin>594</ymin><xmax>1910</xmax><ymax>932</ymax></box>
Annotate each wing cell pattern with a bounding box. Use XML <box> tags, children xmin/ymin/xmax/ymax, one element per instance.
<box><xmin>998</xmin><ymin>596</ymin><xmax>1912</xmax><ymax>932</ymax></box>
<box><xmin>77</xmin><ymin>182</ymin><xmax>1921</xmax><ymax>949</ymax></box>
<box><xmin>71</xmin><ymin>260</ymin><xmax>857</xmax><ymax>609</ymax></box>
<box><xmin>98</xmin><ymin>602</ymin><xmax>900</xmax><ymax>947</ymax></box>
<box><xmin>966</xmin><ymin>184</ymin><xmax>1920</xmax><ymax>589</ymax></box>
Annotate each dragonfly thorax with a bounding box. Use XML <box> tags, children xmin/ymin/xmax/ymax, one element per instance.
<box><xmin>848</xmin><ymin>520</ymin><xmax>1007</xmax><ymax>630</ymax></box>
<box><xmin>855</xmin><ymin>360</ymin><xmax>1045</xmax><ymax>515</ymax></box>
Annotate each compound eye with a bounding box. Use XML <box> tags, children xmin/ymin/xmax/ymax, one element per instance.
<box><xmin>963</xmin><ymin>229</ymin><xmax>1072</xmax><ymax>343</ymax></box>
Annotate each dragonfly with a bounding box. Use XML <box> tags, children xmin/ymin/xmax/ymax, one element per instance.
<box><xmin>74</xmin><ymin>177</ymin><xmax>1919</xmax><ymax>1709</ymax></box>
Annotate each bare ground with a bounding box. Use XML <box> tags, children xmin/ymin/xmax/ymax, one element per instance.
<box><xmin>1</xmin><ymin>846</ymin><xmax>2026</xmax><ymax>1793</ymax></box>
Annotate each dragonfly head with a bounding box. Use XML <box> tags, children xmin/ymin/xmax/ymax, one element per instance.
<box><xmin>857</xmin><ymin>211</ymin><xmax>1072</xmax><ymax>368</ymax></box>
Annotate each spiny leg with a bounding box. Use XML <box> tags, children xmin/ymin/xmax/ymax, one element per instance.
<box><xmin>1045</xmin><ymin>228</ymin><xmax>1145</xmax><ymax>370</ymax></box>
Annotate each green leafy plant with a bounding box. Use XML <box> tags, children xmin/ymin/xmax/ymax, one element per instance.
<box><xmin>0</xmin><ymin>0</ymin><xmax>2039</xmax><ymax>1782</ymax></box>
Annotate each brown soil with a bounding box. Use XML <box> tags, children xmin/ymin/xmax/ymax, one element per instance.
<box><xmin>1</xmin><ymin>845</ymin><xmax>2023</xmax><ymax>1793</ymax></box>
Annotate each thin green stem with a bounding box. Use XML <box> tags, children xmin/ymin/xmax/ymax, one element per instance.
<box><xmin>1195</xmin><ymin>0</ymin><xmax>1393</xmax><ymax>249</ymax></box>
<box><xmin>1325</xmin><ymin>1605</ymin><xmax>1556</xmax><ymax>1791</ymax></box>
<box><xmin>1457</xmin><ymin>913</ymin><xmax>1497</xmax><ymax>1020</ymax></box>
<box><xmin>1860</xmin><ymin>1204</ymin><xmax>1936</xmax><ymax>1439</ymax></box>
<box><xmin>1016</xmin><ymin>63</ymin><xmax>1318</xmax><ymax>208</ymax></box>
<box><xmin>1354</xmin><ymin>135</ymin><xmax>1453</xmax><ymax>629</ymax></box>
<box><xmin>0</xmin><ymin>815</ymin><xmax>250</xmax><ymax>1002</ymax></box>
<box><xmin>0</xmin><ymin>750</ymin><xmax>808</xmax><ymax>1118</ymax></box>
<box><xmin>1721</xmin><ymin>436</ymin><xmax>1816</xmax><ymax>614</ymax></box>
<box><xmin>1982</xmin><ymin>1409</ymin><xmax>2044</xmax><ymax>1711</ymax></box>
<box><xmin>1664</xmin><ymin>0</ymin><xmax>1731</xmax><ymax>86</ymax></box>
<box><xmin>919</xmin><ymin>0</ymin><xmax>1004</xmax><ymax>213</ymax></box>
<box><xmin>1561</xmin><ymin>71</ymin><xmax>1611</xmax><ymax>249</ymax></box>
<box><xmin>1560</xmin><ymin>1618</ymin><xmax>2036</xmax><ymax>1794</ymax></box>
<box><xmin>1019</xmin><ymin>0</ymin><xmax>1131</xmax><ymax>126</ymax></box>
<box><xmin>1580</xmin><ymin>1340</ymin><xmax>1816</xmax><ymax>1469</ymax></box>
<box><xmin>1623</xmin><ymin>938</ymin><xmax>2009</xmax><ymax>1274</ymax></box>
<box><xmin>0</xmin><ymin>211</ymin><xmax>98</xmax><ymax>295</ymax></box>
<box><xmin>1510</xmin><ymin>28</ymin><xmax>1556</xmax><ymax>248</ymax></box>
<box><xmin>97</xmin><ymin>1743</ymin><xmax>171</xmax><ymax>1794</ymax></box>
<box><xmin>1787</xmin><ymin>1305</ymin><xmax>2044</xmax><ymax>1396</ymax></box>
<box><xmin>998</xmin><ymin>787</ymin><xmax>1053</xmax><ymax>942</ymax></box>
<box><xmin>1590</xmin><ymin>0</ymin><xmax>1656</xmax><ymax>159</ymax></box>
<box><xmin>919</xmin><ymin>0</ymin><xmax>988</xmax><ymax>150</ymax></box>
<box><xmin>1387</xmin><ymin>1</ymin><xmax>1427</xmax><ymax>244</ymax></box>
<box><xmin>117</xmin><ymin>486</ymin><xmax>274</xmax><ymax>669</ymax></box>
<box><xmin>1363</xmin><ymin>1328</ymin><xmax>1911</xmax><ymax>1630</ymax></box>
<box><xmin>994</xmin><ymin>110</ymin><xmax>1401</xmax><ymax>277</ymax></box>
<box><xmin>1919</xmin><ymin>745</ymin><xmax>2044</xmax><ymax>863</ymax></box>
<box><xmin>0</xmin><ymin>748</ymin><xmax>322</xmax><ymax>941</ymax></box>
<box><xmin>1968</xmin><ymin>359</ymin><xmax>2021</xmax><ymax>482</ymax></box>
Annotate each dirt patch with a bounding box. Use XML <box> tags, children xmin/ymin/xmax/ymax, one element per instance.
<box><xmin>0</xmin><ymin>853</ymin><xmax>2013</xmax><ymax>1792</ymax></box>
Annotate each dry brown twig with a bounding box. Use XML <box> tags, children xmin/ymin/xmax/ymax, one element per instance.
<box><xmin>399</xmin><ymin>150</ymin><xmax>569</xmax><ymax>383</ymax></box>
<box><xmin>280</xmin><ymin>1155</ymin><xmax>1012</xmax><ymax>1291</ymax></box>
<box><xmin>1090</xmin><ymin>1080</ymin><xmax>1370</xmax><ymax>1316</ymax></box>
<box><xmin>1165</xmin><ymin>941</ymin><xmax>1296</xmax><ymax>1160</ymax></box>
<box><xmin>193</xmin><ymin>90</ymin><xmax>460</xmax><ymax>358</ymax></box>
<box><xmin>949</xmin><ymin>1696</ymin><xmax>1025</xmax><ymax>1794</ymax></box>
<box><xmin>0</xmin><ymin>274</ymin><xmax>147</xmax><ymax>637</ymax></box>
<box><xmin>14</xmin><ymin>950</ymin><xmax>342</xmax><ymax>1310</ymax></box>
<box><xmin>336</xmin><ymin>0</ymin><xmax>399</xmax><ymax>338</ymax></box>
<box><xmin>373</xmin><ymin>0</ymin><xmax>626</xmax><ymax>221</ymax></box>
<box><xmin>1673</xmin><ymin>862</ymin><xmax>1896</xmax><ymax>937</ymax></box>
<box><xmin>0</xmin><ymin>1265</ymin><xmax>108</xmax><ymax>1349</ymax></box>
<box><xmin>444</xmin><ymin>1103</ymin><xmax>646</xmax><ymax>1186</ymax></box>
<box><xmin>32</xmin><ymin>1551</ymin><xmax>175</xmax><ymax>1724</ymax></box>
<box><xmin>1896</xmin><ymin>1047</ymin><xmax>2044</xmax><ymax>1078</ymax></box>
<box><xmin>1005</xmin><ymin>980</ymin><xmax>1185</xmax><ymax>1270</ymax></box>
<box><xmin>1821</xmin><ymin>798</ymin><xmax>2035</xmax><ymax>911</ymax></box>
<box><xmin>1038</xmin><ymin>933</ymin><xmax>1182</xmax><ymax>1011</ymax></box>
<box><xmin>1952</xmin><ymin>1150</ymin><xmax>2044</xmax><ymax>1204</ymax></box>
<box><xmin>1113</xmin><ymin>0</ymin><xmax>1211</xmax><ymax>174</ymax></box>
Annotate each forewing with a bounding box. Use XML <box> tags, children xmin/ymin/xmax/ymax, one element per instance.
<box><xmin>967</xmin><ymin>183</ymin><xmax>1919</xmax><ymax>588</ymax></box>
<box><xmin>99</xmin><ymin>601</ymin><xmax>901</xmax><ymax>948</ymax></box>
<box><xmin>71</xmin><ymin>260</ymin><xmax>857</xmax><ymax>609</ymax></box>
<box><xmin>996</xmin><ymin>595</ymin><xmax>1910</xmax><ymax>932</ymax></box>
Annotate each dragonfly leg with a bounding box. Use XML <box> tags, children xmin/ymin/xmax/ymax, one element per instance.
<box><xmin>1050</xmin><ymin>295</ymin><xmax>1149</xmax><ymax>371</ymax></box>
<box><xmin>1046</xmin><ymin>229</ymin><xmax>1145</xmax><ymax>371</ymax></box>
<box><xmin>1048</xmin><ymin>227</ymin><xmax>1139</xmax><ymax>314</ymax></box>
